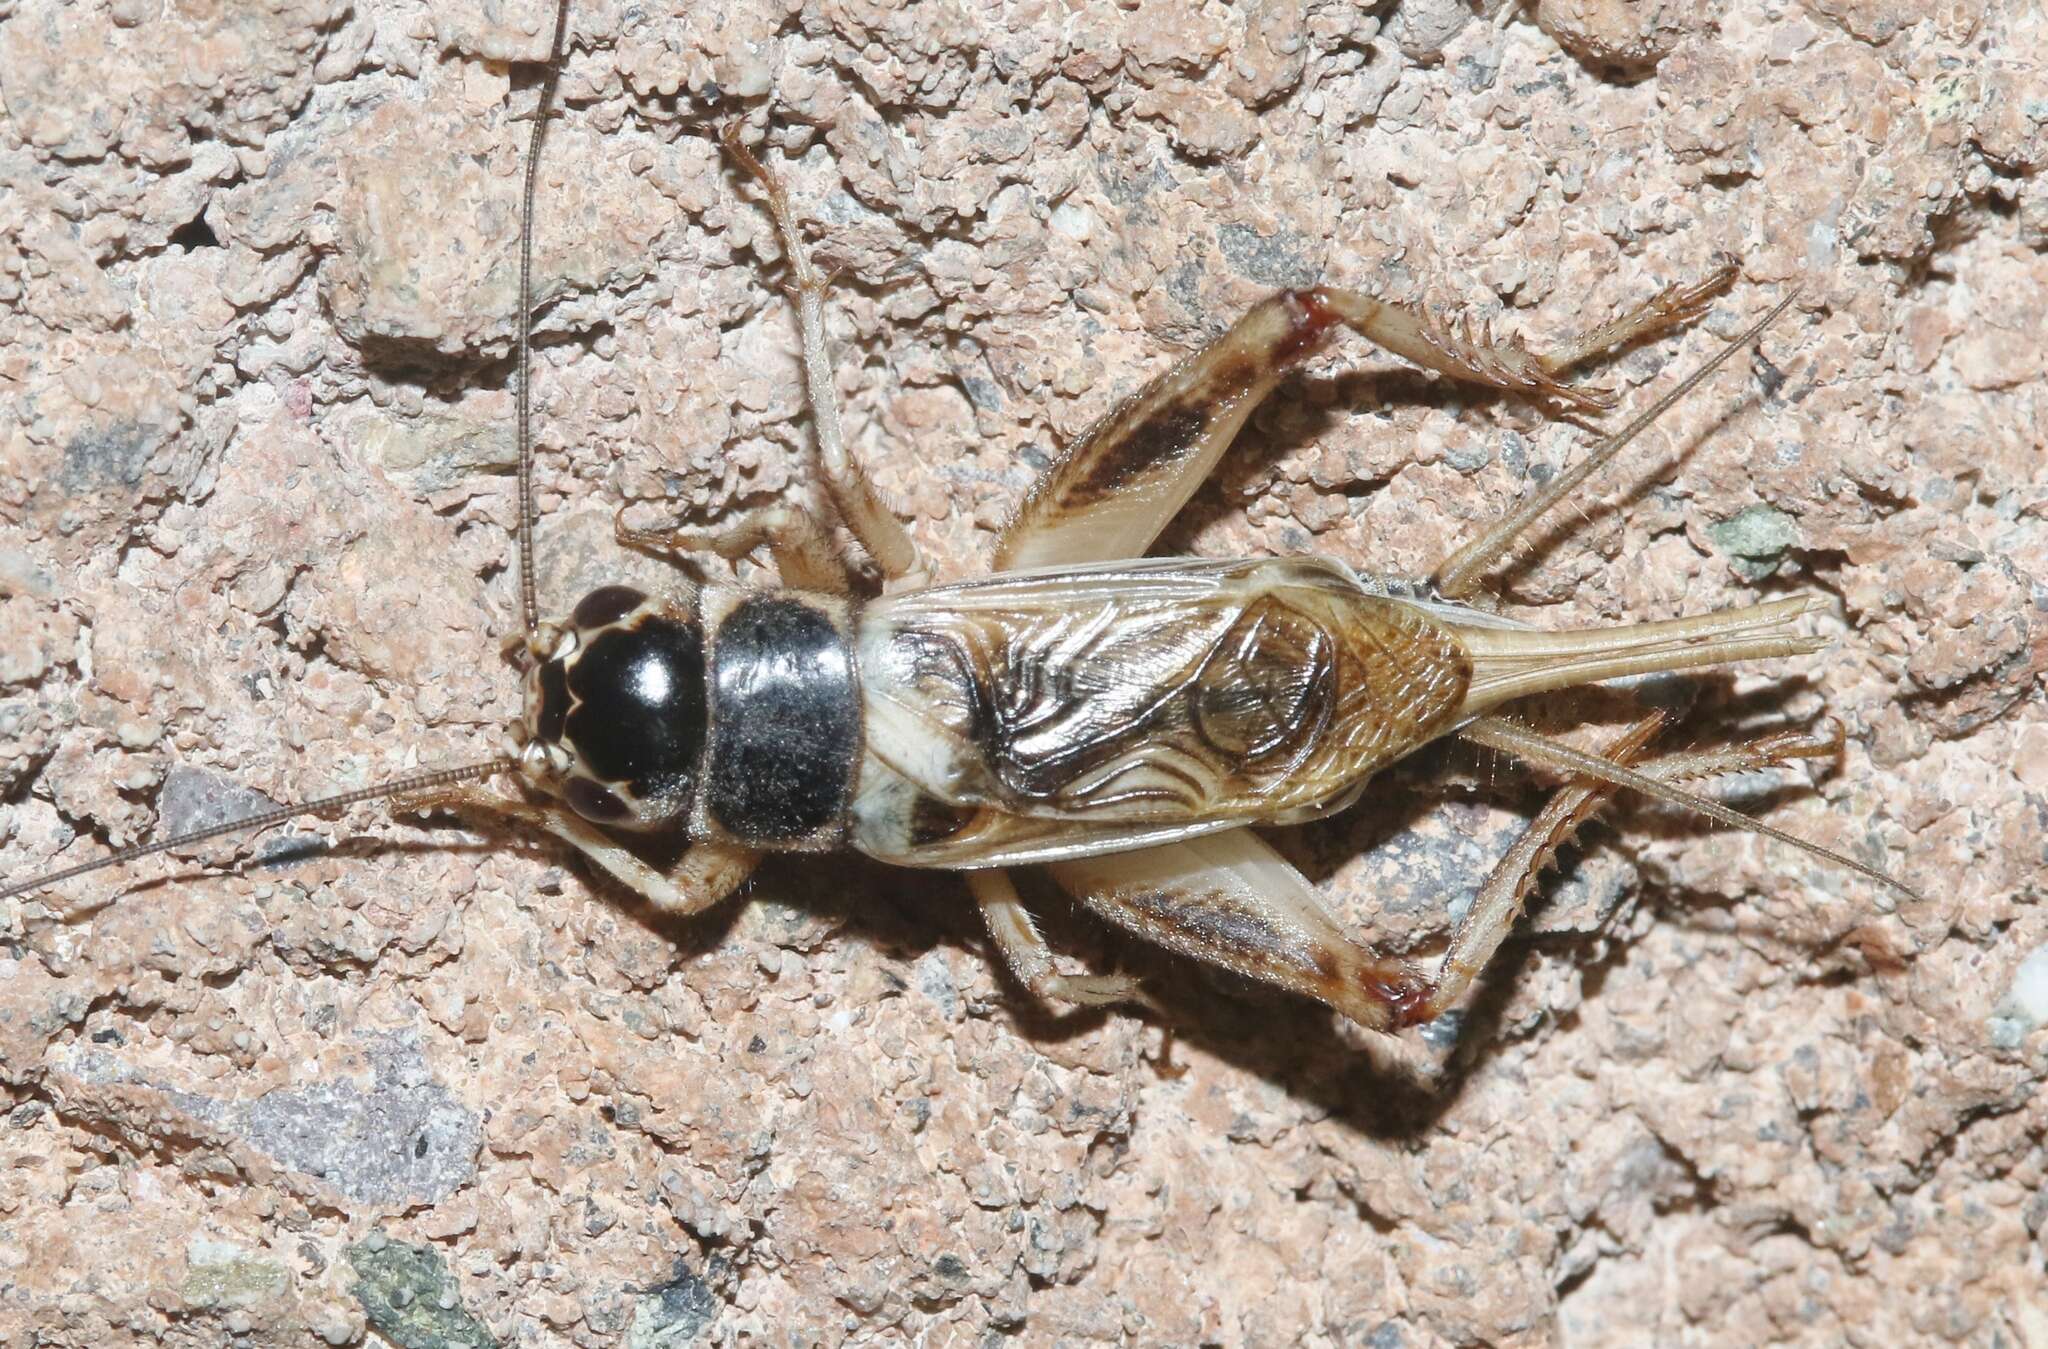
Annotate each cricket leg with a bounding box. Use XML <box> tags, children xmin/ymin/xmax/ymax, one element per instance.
<box><xmin>720</xmin><ymin>126</ymin><xmax>923</xmax><ymax>587</ymax></box>
<box><xmin>1403</xmin><ymin>717</ymin><xmax>1860</xmax><ymax>1027</ymax></box>
<box><xmin>1431</xmin><ymin>289</ymin><xmax>1798</xmax><ymax>600</ymax></box>
<box><xmin>1401</xmin><ymin>715</ymin><xmax>1661</xmax><ymax>1029</ymax></box>
<box><xmin>392</xmin><ymin>781</ymin><xmax>761</xmax><ymax>917</ymax></box>
<box><xmin>1310</xmin><ymin>265</ymin><xmax>1734</xmax><ymax>411</ymax></box>
<box><xmin>967</xmin><ymin>869</ymin><xmax>1163</xmax><ymax>1015</ymax></box>
<box><xmin>1044</xmin><ymin>828</ymin><xmax>1431</xmax><ymax>1033</ymax></box>
<box><xmin>996</xmin><ymin>269</ymin><xmax>1733</xmax><ymax>572</ymax></box>
<box><xmin>615</xmin><ymin>502</ymin><xmax>856</xmax><ymax>593</ymax></box>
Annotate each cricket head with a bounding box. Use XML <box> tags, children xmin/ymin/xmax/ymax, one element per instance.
<box><xmin>514</xmin><ymin>585</ymin><xmax>708</xmax><ymax>831</ymax></box>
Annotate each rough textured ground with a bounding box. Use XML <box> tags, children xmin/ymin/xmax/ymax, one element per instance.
<box><xmin>3</xmin><ymin>0</ymin><xmax>2046</xmax><ymax>1344</ymax></box>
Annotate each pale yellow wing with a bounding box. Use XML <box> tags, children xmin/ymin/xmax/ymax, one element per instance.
<box><xmin>855</xmin><ymin>557</ymin><xmax>1472</xmax><ymax>855</ymax></box>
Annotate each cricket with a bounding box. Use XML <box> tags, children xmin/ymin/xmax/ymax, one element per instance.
<box><xmin>0</xmin><ymin>0</ymin><xmax>1919</xmax><ymax>1056</ymax></box>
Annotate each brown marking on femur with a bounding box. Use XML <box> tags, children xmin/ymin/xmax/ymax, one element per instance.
<box><xmin>1060</xmin><ymin>403</ymin><xmax>1211</xmax><ymax>505</ymax></box>
<box><xmin>1111</xmin><ymin>883</ymin><xmax>1426</xmax><ymax>1033</ymax></box>
<box><xmin>1121</xmin><ymin>885</ymin><xmax>1295</xmax><ymax>968</ymax></box>
<box><xmin>1204</xmin><ymin>351</ymin><xmax>1261</xmax><ymax>396</ymax></box>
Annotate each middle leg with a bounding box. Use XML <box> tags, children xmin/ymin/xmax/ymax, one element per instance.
<box><xmin>721</xmin><ymin>126</ymin><xmax>923</xmax><ymax>586</ymax></box>
<box><xmin>968</xmin><ymin>868</ymin><xmax>1161</xmax><ymax>1015</ymax></box>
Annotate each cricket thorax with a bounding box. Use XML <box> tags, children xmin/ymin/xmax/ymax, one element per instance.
<box><xmin>522</xmin><ymin>584</ymin><xmax>865</xmax><ymax>850</ymax></box>
<box><xmin>696</xmin><ymin>587</ymin><xmax>863</xmax><ymax>849</ymax></box>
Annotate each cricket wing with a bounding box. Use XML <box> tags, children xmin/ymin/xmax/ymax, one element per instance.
<box><xmin>851</xmin><ymin>557</ymin><xmax>1473</xmax><ymax>862</ymax></box>
<box><xmin>847</xmin><ymin>750</ymin><xmax>1248</xmax><ymax>867</ymax></box>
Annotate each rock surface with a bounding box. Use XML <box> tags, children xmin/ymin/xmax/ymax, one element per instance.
<box><xmin>2</xmin><ymin>0</ymin><xmax>2046</xmax><ymax>1344</ymax></box>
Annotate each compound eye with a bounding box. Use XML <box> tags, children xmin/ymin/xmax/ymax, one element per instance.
<box><xmin>564</xmin><ymin>777</ymin><xmax>630</xmax><ymax>823</ymax></box>
<box><xmin>572</xmin><ymin>585</ymin><xmax>646</xmax><ymax>630</ymax></box>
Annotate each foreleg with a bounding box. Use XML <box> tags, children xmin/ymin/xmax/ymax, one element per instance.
<box><xmin>393</xmin><ymin>781</ymin><xmax>760</xmax><ymax>917</ymax></box>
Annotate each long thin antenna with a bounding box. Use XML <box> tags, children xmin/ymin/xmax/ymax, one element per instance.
<box><xmin>516</xmin><ymin>0</ymin><xmax>575</xmax><ymax>637</ymax></box>
<box><xmin>5</xmin><ymin>12</ymin><xmax>582</xmax><ymax>907</ymax></box>
<box><xmin>1433</xmin><ymin>288</ymin><xmax>1801</xmax><ymax>600</ymax></box>
<box><xmin>0</xmin><ymin>759</ymin><xmax>514</xmax><ymax>903</ymax></box>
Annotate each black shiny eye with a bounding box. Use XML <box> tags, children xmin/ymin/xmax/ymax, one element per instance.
<box><xmin>564</xmin><ymin>777</ymin><xmax>629</xmax><ymax>823</ymax></box>
<box><xmin>572</xmin><ymin>585</ymin><xmax>647</xmax><ymax>630</ymax></box>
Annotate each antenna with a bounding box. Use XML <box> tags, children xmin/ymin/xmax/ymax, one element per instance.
<box><xmin>0</xmin><ymin>760</ymin><xmax>513</xmax><ymax>902</ymax></box>
<box><xmin>3</xmin><ymin>8</ymin><xmax>580</xmax><ymax>905</ymax></box>
<box><xmin>516</xmin><ymin>0</ymin><xmax>575</xmax><ymax>638</ymax></box>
